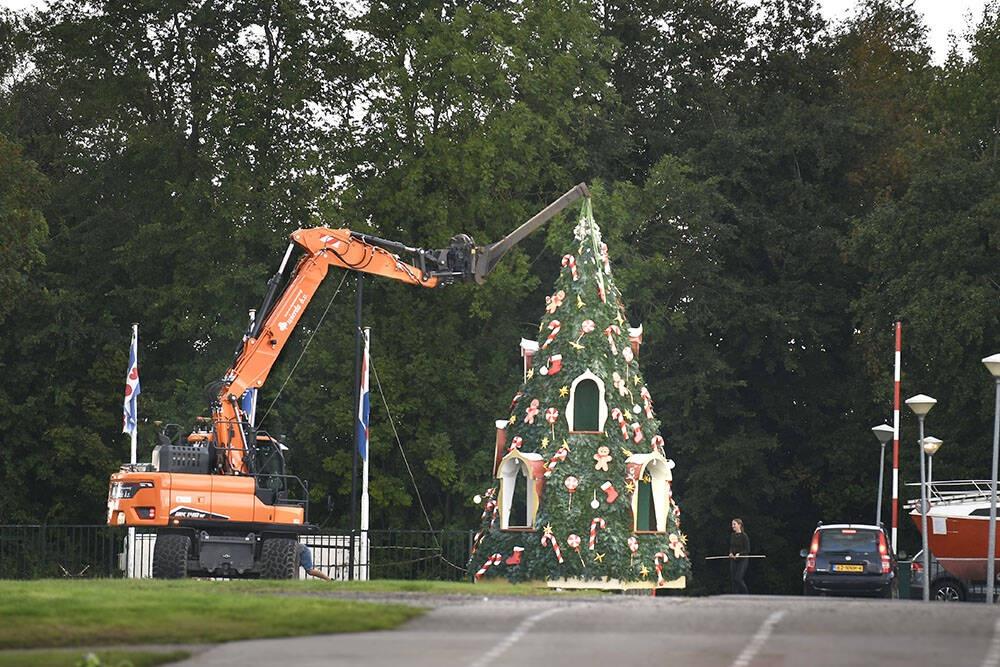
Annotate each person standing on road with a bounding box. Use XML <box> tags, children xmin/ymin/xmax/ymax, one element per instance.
<box><xmin>729</xmin><ymin>518</ymin><xmax>750</xmax><ymax>594</ymax></box>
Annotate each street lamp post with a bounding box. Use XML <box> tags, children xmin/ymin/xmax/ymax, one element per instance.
<box><xmin>922</xmin><ymin>436</ymin><xmax>943</xmax><ymax>495</ymax></box>
<box><xmin>906</xmin><ymin>394</ymin><xmax>937</xmax><ymax>602</ymax></box>
<box><xmin>872</xmin><ymin>424</ymin><xmax>894</xmax><ymax>526</ymax></box>
<box><xmin>983</xmin><ymin>354</ymin><xmax>1000</xmax><ymax>604</ymax></box>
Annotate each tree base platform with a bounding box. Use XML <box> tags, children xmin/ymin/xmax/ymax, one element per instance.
<box><xmin>544</xmin><ymin>576</ymin><xmax>685</xmax><ymax>591</ymax></box>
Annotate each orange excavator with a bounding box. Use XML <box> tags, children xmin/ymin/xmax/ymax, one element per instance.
<box><xmin>107</xmin><ymin>184</ymin><xmax>590</xmax><ymax>578</ymax></box>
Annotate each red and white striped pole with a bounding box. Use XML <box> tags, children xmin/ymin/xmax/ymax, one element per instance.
<box><xmin>891</xmin><ymin>321</ymin><xmax>902</xmax><ymax>552</ymax></box>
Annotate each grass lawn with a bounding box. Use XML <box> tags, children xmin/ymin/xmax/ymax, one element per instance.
<box><xmin>0</xmin><ymin>579</ymin><xmax>424</xmax><ymax>650</ymax></box>
<box><xmin>0</xmin><ymin>649</ymin><xmax>190</xmax><ymax>667</ymax></box>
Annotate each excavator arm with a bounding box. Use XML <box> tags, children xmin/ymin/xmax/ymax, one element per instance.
<box><xmin>214</xmin><ymin>183</ymin><xmax>590</xmax><ymax>473</ymax></box>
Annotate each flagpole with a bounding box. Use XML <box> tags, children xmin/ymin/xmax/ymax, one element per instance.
<box><xmin>892</xmin><ymin>321</ymin><xmax>901</xmax><ymax>552</ymax></box>
<box><xmin>360</xmin><ymin>327</ymin><xmax>371</xmax><ymax>581</ymax></box>
<box><xmin>349</xmin><ymin>275</ymin><xmax>363</xmax><ymax>580</ymax></box>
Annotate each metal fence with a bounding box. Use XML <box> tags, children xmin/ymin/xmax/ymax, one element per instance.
<box><xmin>0</xmin><ymin>525</ymin><xmax>473</xmax><ymax>581</ymax></box>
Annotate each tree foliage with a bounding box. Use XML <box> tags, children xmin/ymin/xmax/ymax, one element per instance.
<box><xmin>0</xmin><ymin>0</ymin><xmax>997</xmax><ymax>594</ymax></box>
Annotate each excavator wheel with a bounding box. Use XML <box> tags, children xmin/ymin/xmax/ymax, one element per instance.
<box><xmin>260</xmin><ymin>538</ymin><xmax>299</xmax><ymax>579</ymax></box>
<box><xmin>152</xmin><ymin>534</ymin><xmax>190</xmax><ymax>579</ymax></box>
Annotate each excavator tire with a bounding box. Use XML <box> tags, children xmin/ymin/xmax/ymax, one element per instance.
<box><xmin>260</xmin><ymin>537</ymin><xmax>299</xmax><ymax>579</ymax></box>
<box><xmin>152</xmin><ymin>534</ymin><xmax>190</xmax><ymax>579</ymax></box>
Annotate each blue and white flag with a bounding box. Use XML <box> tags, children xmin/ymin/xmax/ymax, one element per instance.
<box><xmin>241</xmin><ymin>388</ymin><xmax>258</xmax><ymax>428</ymax></box>
<box><xmin>122</xmin><ymin>326</ymin><xmax>140</xmax><ymax>436</ymax></box>
<box><xmin>356</xmin><ymin>329</ymin><xmax>370</xmax><ymax>462</ymax></box>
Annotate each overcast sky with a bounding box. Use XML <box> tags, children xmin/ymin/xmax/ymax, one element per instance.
<box><xmin>818</xmin><ymin>0</ymin><xmax>989</xmax><ymax>63</ymax></box>
<box><xmin>0</xmin><ymin>0</ymin><xmax>992</xmax><ymax>64</ymax></box>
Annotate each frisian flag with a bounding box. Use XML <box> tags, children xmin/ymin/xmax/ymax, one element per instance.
<box><xmin>122</xmin><ymin>326</ymin><xmax>140</xmax><ymax>436</ymax></box>
<box><xmin>356</xmin><ymin>329</ymin><xmax>370</xmax><ymax>462</ymax></box>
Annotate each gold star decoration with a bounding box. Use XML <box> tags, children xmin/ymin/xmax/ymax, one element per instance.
<box><xmin>633</xmin><ymin>374</ymin><xmax>641</xmax><ymax>386</ymax></box>
<box><xmin>642</xmin><ymin>474</ymin><xmax>652</xmax><ymax>483</ymax></box>
<box><xmin>509</xmin><ymin>414</ymin><xmax>517</xmax><ymax>424</ymax></box>
<box><xmin>616</xmin><ymin>312</ymin><xmax>625</xmax><ymax>326</ymax></box>
<box><xmin>569</xmin><ymin>341</ymin><xmax>585</xmax><ymax>350</ymax></box>
<box><xmin>559</xmin><ymin>386</ymin><xmax>569</xmax><ymax>397</ymax></box>
<box><xmin>680</xmin><ymin>533</ymin><xmax>689</xmax><ymax>545</ymax></box>
<box><xmin>538</xmin><ymin>320</ymin><xmax>545</xmax><ymax>333</ymax></box>
<box><xmin>594</xmin><ymin>552</ymin><xmax>606</xmax><ymax>563</ymax></box>
<box><xmin>540</xmin><ymin>436</ymin><xmax>550</xmax><ymax>450</ymax></box>
<box><xmin>640</xmin><ymin>565</ymin><xmax>650</xmax><ymax>578</ymax></box>
<box><xmin>543</xmin><ymin>524</ymin><xmax>554</xmax><ymax>536</ymax></box>
<box><xmin>561</xmin><ymin>439</ymin><xmax>571</xmax><ymax>452</ymax></box>
<box><xmin>576</xmin><ymin>295</ymin><xmax>586</xmax><ymax>309</ymax></box>
<box><xmin>620</xmin><ymin>447</ymin><xmax>633</xmax><ymax>458</ymax></box>
<box><xmin>625</xmin><ymin>481</ymin><xmax>635</xmax><ymax>494</ymax></box>
<box><xmin>526</xmin><ymin>368</ymin><xmax>534</xmax><ymax>380</ymax></box>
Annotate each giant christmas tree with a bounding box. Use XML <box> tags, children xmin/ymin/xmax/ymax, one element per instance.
<box><xmin>469</xmin><ymin>198</ymin><xmax>691</xmax><ymax>590</ymax></box>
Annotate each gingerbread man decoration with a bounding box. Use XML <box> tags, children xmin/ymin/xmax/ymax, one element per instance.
<box><xmin>593</xmin><ymin>445</ymin><xmax>612</xmax><ymax>472</ymax></box>
<box><xmin>668</xmin><ymin>533</ymin><xmax>686</xmax><ymax>559</ymax></box>
<box><xmin>523</xmin><ymin>399</ymin><xmax>540</xmax><ymax>424</ymax></box>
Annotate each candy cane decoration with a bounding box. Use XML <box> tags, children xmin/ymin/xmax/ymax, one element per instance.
<box><xmin>610</xmin><ymin>408</ymin><xmax>629</xmax><ymax>438</ymax></box>
<box><xmin>561</xmin><ymin>254</ymin><xmax>578</xmax><ymax>281</ymax></box>
<box><xmin>640</xmin><ymin>386</ymin><xmax>654</xmax><ymax>418</ymax></box>
<box><xmin>651</xmin><ymin>434</ymin><xmax>665</xmax><ymax>453</ymax></box>
<box><xmin>475</xmin><ymin>553</ymin><xmax>504</xmax><ymax>581</ymax></box>
<box><xmin>604</xmin><ymin>325</ymin><xmax>620</xmax><ymax>355</ymax></box>
<box><xmin>542</xmin><ymin>320</ymin><xmax>561</xmax><ymax>349</ymax></box>
<box><xmin>589</xmin><ymin>517</ymin><xmax>607</xmax><ymax>550</ymax></box>
<box><xmin>544</xmin><ymin>447</ymin><xmax>568</xmax><ymax>478</ymax></box>
<box><xmin>541</xmin><ymin>532</ymin><xmax>564</xmax><ymax>563</ymax></box>
<box><xmin>654</xmin><ymin>551</ymin><xmax>668</xmax><ymax>585</ymax></box>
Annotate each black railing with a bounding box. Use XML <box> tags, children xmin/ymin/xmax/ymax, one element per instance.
<box><xmin>0</xmin><ymin>525</ymin><xmax>472</xmax><ymax>581</ymax></box>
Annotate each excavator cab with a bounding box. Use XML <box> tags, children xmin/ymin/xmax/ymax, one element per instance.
<box><xmin>249</xmin><ymin>433</ymin><xmax>291</xmax><ymax>505</ymax></box>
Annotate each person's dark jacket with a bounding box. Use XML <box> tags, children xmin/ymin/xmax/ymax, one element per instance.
<box><xmin>730</xmin><ymin>531</ymin><xmax>750</xmax><ymax>556</ymax></box>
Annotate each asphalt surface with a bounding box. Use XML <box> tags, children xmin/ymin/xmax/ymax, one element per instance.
<box><xmin>176</xmin><ymin>594</ymin><xmax>1000</xmax><ymax>667</ymax></box>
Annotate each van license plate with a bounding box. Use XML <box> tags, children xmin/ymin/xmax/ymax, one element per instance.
<box><xmin>833</xmin><ymin>564</ymin><xmax>864</xmax><ymax>573</ymax></box>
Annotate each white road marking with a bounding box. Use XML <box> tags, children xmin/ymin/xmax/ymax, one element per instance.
<box><xmin>980</xmin><ymin>617</ymin><xmax>1000</xmax><ymax>667</ymax></box>
<box><xmin>467</xmin><ymin>606</ymin><xmax>567</xmax><ymax>667</ymax></box>
<box><xmin>731</xmin><ymin>609</ymin><xmax>786</xmax><ymax>667</ymax></box>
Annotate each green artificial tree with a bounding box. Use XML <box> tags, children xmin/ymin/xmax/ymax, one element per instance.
<box><xmin>468</xmin><ymin>198</ymin><xmax>692</xmax><ymax>590</ymax></box>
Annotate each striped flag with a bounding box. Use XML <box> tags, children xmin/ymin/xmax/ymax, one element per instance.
<box><xmin>356</xmin><ymin>329</ymin><xmax>370</xmax><ymax>462</ymax></box>
<box><xmin>122</xmin><ymin>326</ymin><xmax>140</xmax><ymax>436</ymax></box>
<box><xmin>358</xmin><ymin>328</ymin><xmax>371</xmax><ymax>548</ymax></box>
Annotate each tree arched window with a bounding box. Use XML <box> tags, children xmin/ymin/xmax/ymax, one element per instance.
<box><xmin>496</xmin><ymin>450</ymin><xmax>544</xmax><ymax>530</ymax></box>
<box><xmin>625</xmin><ymin>452</ymin><xmax>673</xmax><ymax>534</ymax></box>
<box><xmin>565</xmin><ymin>370</ymin><xmax>608</xmax><ymax>434</ymax></box>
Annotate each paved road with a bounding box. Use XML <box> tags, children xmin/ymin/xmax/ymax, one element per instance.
<box><xmin>178</xmin><ymin>594</ymin><xmax>1000</xmax><ymax>667</ymax></box>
